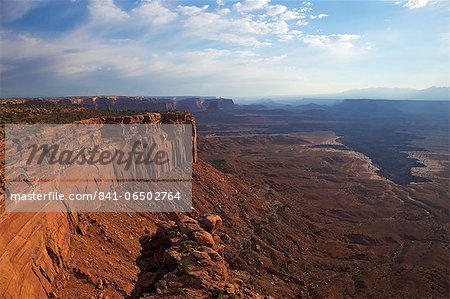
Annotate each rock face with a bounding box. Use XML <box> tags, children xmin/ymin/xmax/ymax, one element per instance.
<box><xmin>0</xmin><ymin>112</ymin><xmax>198</xmax><ymax>298</ymax></box>
<box><xmin>132</xmin><ymin>214</ymin><xmax>261</xmax><ymax>299</ymax></box>
<box><xmin>74</xmin><ymin>111</ymin><xmax>198</xmax><ymax>163</ymax></box>
<box><xmin>0</xmin><ymin>204</ymin><xmax>75</xmax><ymax>299</ymax></box>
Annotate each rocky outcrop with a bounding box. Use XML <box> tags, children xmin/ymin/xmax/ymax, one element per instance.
<box><xmin>131</xmin><ymin>214</ymin><xmax>261</xmax><ymax>299</ymax></box>
<box><xmin>207</xmin><ymin>98</ymin><xmax>234</xmax><ymax>111</ymax></box>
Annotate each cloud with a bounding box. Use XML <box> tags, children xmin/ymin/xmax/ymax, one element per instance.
<box><xmin>88</xmin><ymin>0</ymin><xmax>178</xmax><ymax>27</ymax></box>
<box><xmin>182</xmin><ymin>11</ymin><xmax>273</xmax><ymax>46</ymax></box>
<box><xmin>233</xmin><ymin>0</ymin><xmax>270</xmax><ymax>12</ymax></box>
<box><xmin>180</xmin><ymin>1</ymin><xmax>318</xmax><ymax>46</ymax></box>
<box><xmin>0</xmin><ymin>0</ymin><xmax>371</xmax><ymax>97</ymax></box>
<box><xmin>88</xmin><ymin>0</ymin><xmax>129</xmax><ymax>21</ymax></box>
<box><xmin>0</xmin><ymin>29</ymin><xmax>148</xmax><ymax>77</ymax></box>
<box><xmin>363</xmin><ymin>42</ymin><xmax>373</xmax><ymax>51</ymax></box>
<box><xmin>240</xmin><ymin>54</ymin><xmax>287</xmax><ymax>65</ymax></box>
<box><xmin>0</xmin><ymin>0</ymin><xmax>363</xmax><ymax>74</ymax></box>
<box><xmin>295</xmin><ymin>19</ymin><xmax>309</xmax><ymax>26</ymax></box>
<box><xmin>280</xmin><ymin>9</ymin><xmax>308</xmax><ymax>21</ymax></box>
<box><xmin>301</xmin><ymin>34</ymin><xmax>363</xmax><ymax>56</ymax></box>
<box><xmin>177</xmin><ymin>5</ymin><xmax>209</xmax><ymax>16</ymax></box>
<box><xmin>397</xmin><ymin>0</ymin><xmax>435</xmax><ymax>9</ymax></box>
<box><xmin>131</xmin><ymin>0</ymin><xmax>177</xmax><ymax>25</ymax></box>
<box><xmin>310</xmin><ymin>13</ymin><xmax>328</xmax><ymax>19</ymax></box>
<box><xmin>217</xmin><ymin>8</ymin><xmax>231</xmax><ymax>15</ymax></box>
<box><xmin>266</xmin><ymin>5</ymin><xmax>287</xmax><ymax>16</ymax></box>
<box><xmin>0</xmin><ymin>0</ymin><xmax>47</xmax><ymax>22</ymax></box>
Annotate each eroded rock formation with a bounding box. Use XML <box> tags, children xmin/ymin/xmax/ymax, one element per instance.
<box><xmin>132</xmin><ymin>214</ymin><xmax>261</xmax><ymax>299</ymax></box>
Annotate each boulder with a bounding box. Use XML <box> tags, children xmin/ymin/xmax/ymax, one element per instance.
<box><xmin>200</xmin><ymin>215</ymin><xmax>223</xmax><ymax>234</ymax></box>
<box><xmin>192</xmin><ymin>230</ymin><xmax>215</xmax><ymax>247</ymax></box>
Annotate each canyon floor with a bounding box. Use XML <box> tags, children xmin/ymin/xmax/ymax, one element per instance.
<box><xmin>199</xmin><ymin>131</ymin><xmax>449</xmax><ymax>298</ymax></box>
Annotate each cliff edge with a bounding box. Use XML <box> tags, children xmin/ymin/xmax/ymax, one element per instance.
<box><xmin>0</xmin><ymin>111</ymin><xmax>197</xmax><ymax>299</ymax></box>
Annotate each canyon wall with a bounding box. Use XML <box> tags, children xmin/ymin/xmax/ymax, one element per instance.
<box><xmin>0</xmin><ymin>112</ymin><xmax>197</xmax><ymax>298</ymax></box>
<box><xmin>74</xmin><ymin>111</ymin><xmax>198</xmax><ymax>163</ymax></box>
<box><xmin>0</xmin><ymin>97</ymin><xmax>235</xmax><ymax>113</ymax></box>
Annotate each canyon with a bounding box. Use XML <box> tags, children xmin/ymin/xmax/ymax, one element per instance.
<box><xmin>0</xmin><ymin>99</ymin><xmax>449</xmax><ymax>298</ymax></box>
<box><xmin>0</xmin><ymin>111</ymin><xmax>199</xmax><ymax>298</ymax></box>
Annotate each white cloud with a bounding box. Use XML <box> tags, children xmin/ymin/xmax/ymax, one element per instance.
<box><xmin>234</xmin><ymin>50</ymin><xmax>257</xmax><ymax>57</ymax></box>
<box><xmin>240</xmin><ymin>54</ymin><xmax>287</xmax><ymax>64</ymax></box>
<box><xmin>296</xmin><ymin>19</ymin><xmax>309</xmax><ymax>26</ymax></box>
<box><xmin>88</xmin><ymin>0</ymin><xmax>129</xmax><ymax>21</ymax></box>
<box><xmin>0</xmin><ymin>0</ymin><xmax>359</xmax><ymax>76</ymax></box>
<box><xmin>217</xmin><ymin>8</ymin><xmax>231</xmax><ymax>15</ymax></box>
<box><xmin>213</xmin><ymin>33</ymin><xmax>271</xmax><ymax>46</ymax></box>
<box><xmin>266</xmin><ymin>5</ymin><xmax>287</xmax><ymax>16</ymax></box>
<box><xmin>270</xmin><ymin>20</ymin><xmax>289</xmax><ymax>34</ymax></box>
<box><xmin>180</xmin><ymin>5</ymin><xmax>309</xmax><ymax>45</ymax></box>
<box><xmin>233</xmin><ymin>0</ymin><xmax>270</xmax><ymax>12</ymax></box>
<box><xmin>363</xmin><ymin>42</ymin><xmax>373</xmax><ymax>51</ymax></box>
<box><xmin>131</xmin><ymin>0</ymin><xmax>177</xmax><ymax>25</ymax></box>
<box><xmin>182</xmin><ymin>11</ymin><xmax>273</xmax><ymax>46</ymax></box>
<box><xmin>280</xmin><ymin>9</ymin><xmax>308</xmax><ymax>21</ymax></box>
<box><xmin>310</xmin><ymin>13</ymin><xmax>328</xmax><ymax>19</ymax></box>
<box><xmin>398</xmin><ymin>0</ymin><xmax>435</xmax><ymax>9</ymax></box>
<box><xmin>88</xmin><ymin>0</ymin><xmax>178</xmax><ymax>27</ymax></box>
<box><xmin>0</xmin><ymin>0</ymin><xmax>372</xmax><ymax>96</ymax></box>
<box><xmin>177</xmin><ymin>5</ymin><xmax>209</xmax><ymax>16</ymax></box>
<box><xmin>177</xmin><ymin>1</ymin><xmax>313</xmax><ymax>46</ymax></box>
<box><xmin>301</xmin><ymin>34</ymin><xmax>363</xmax><ymax>56</ymax></box>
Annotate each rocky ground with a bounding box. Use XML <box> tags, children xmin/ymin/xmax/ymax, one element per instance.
<box><xmin>198</xmin><ymin>132</ymin><xmax>449</xmax><ymax>298</ymax></box>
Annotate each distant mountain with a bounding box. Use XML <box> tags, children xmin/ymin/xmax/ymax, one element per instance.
<box><xmin>331</xmin><ymin>86</ymin><xmax>449</xmax><ymax>101</ymax></box>
<box><xmin>235</xmin><ymin>86</ymin><xmax>449</xmax><ymax>107</ymax></box>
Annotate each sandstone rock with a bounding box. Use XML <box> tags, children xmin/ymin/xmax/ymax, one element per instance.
<box><xmin>200</xmin><ymin>215</ymin><xmax>223</xmax><ymax>234</ymax></box>
<box><xmin>178</xmin><ymin>221</ymin><xmax>202</xmax><ymax>235</ymax></box>
<box><xmin>131</xmin><ymin>214</ymin><xmax>261</xmax><ymax>298</ymax></box>
<box><xmin>192</xmin><ymin>230</ymin><xmax>215</xmax><ymax>247</ymax></box>
<box><xmin>154</xmin><ymin>220</ymin><xmax>176</xmax><ymax>236</ymax></box>
<box><xmin>0</xmin><ymin>111</ymin><xmax>199</xmax><ymax>299</ymax></box>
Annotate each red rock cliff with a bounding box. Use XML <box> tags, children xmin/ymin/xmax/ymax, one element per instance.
<box><xmin>0</xmin><ymin>112</ymin><xmax>197</xmax><ymax>299</ymax></box>
<box><xmin>74</xmin><ymin>111</ymin><xmax>197</xmax><ymax>163</ymax></box>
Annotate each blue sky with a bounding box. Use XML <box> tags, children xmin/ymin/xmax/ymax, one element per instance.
<box><xmin>0</xmin><ymin>0</ymin><xmax>448</xmax><ymax>97</ymax></box>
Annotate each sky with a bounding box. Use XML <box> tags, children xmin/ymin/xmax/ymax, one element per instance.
<box><xmin>0</xmin><ymin>0</ymin><xmax>449</xmax><ymax>97</ymax></box>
